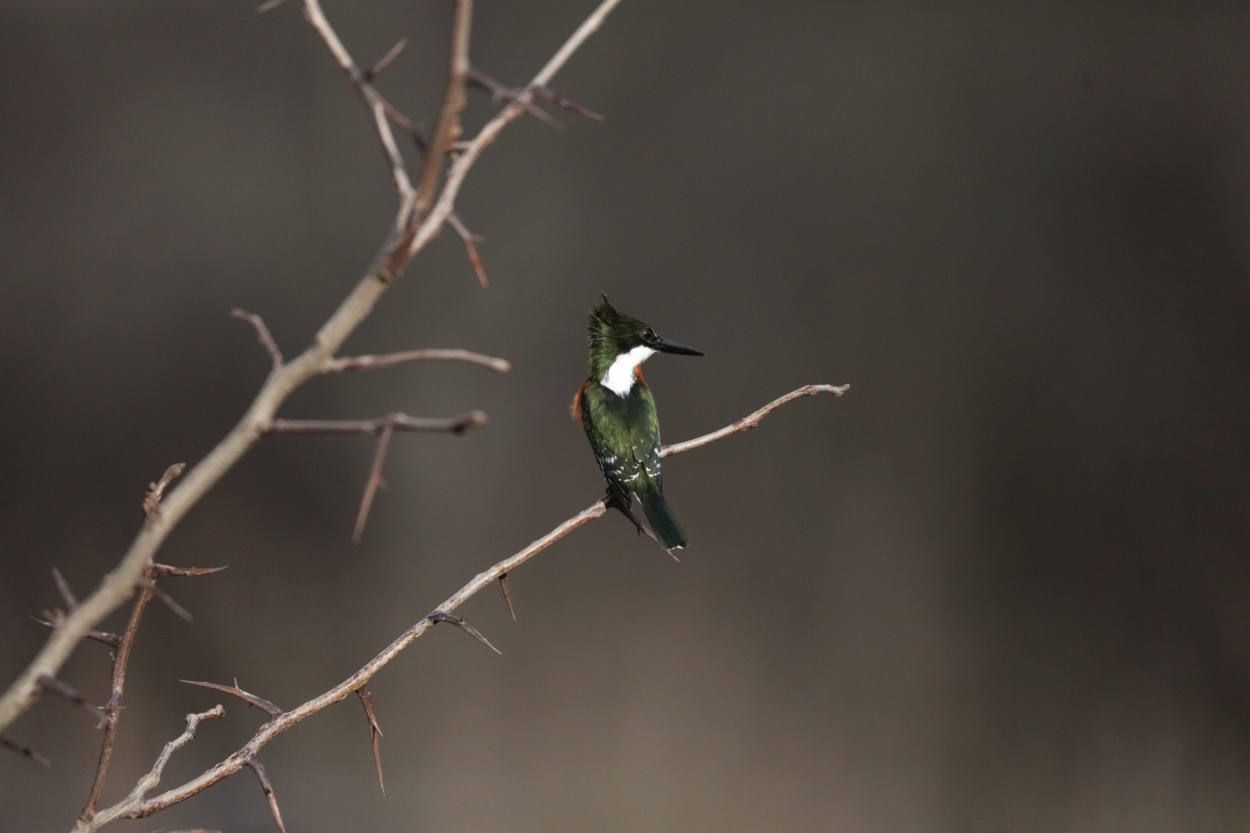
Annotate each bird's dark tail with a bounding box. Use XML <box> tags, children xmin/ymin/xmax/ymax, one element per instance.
<box><xmin>636</xmin><ymin>479</ymin><xmax>688</xmax><ymax>550</ymax></box>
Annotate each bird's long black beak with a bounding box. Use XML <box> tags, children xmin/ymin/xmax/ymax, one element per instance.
<box><xmin>655</xmin><ymin>336</ymin><xmax>704</xmax><ymax>357</ymax></box>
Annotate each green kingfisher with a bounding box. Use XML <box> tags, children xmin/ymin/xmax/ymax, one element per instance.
<box><xmin>571</xmin><ymin>295</ymin><xmax>703</xmax><ymax>550</ymax></box>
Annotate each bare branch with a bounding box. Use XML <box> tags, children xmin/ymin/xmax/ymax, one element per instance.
<box><xmin>100</xmin><ymin>706</ymin><xmax>225</xmax><ymax>824</ymax></box>
<box><xmin>446</xmin><ymin>212</ymin><xmax>490</xmax><ymax>288</ymax></box>
<box><xmin>248</xmin><ymin>760</ymin><xmax>289</xmax><ymax>833</ymax></box>
<box><xmin>302</xmin><ymin>0</ymin><xmax>413</xmax><ymax>202</ymax></box>
<box><xmin>79</xmin><ymin>577</ymin><xmax>157</xmax><ymax>824</ymax></box>
<box><xmin>662</xmin><ymin>384</ymin><xmax>851</xmax><ymax>457</ymax></box>
<box><xmin>0</xmin><ymin>0</ymin><xmax>623</xmax><ymax>748</ymax></box>
<box><xmin>151</xmin><ymin>585</ymin><xmax>195</xmax><ymax>623</ymax></box>
<box><xmin>181</xmin><ymin>680</ymin><xmax>283</xmax><ymax>718</ymax></box>
<box><xmin>355</xmin><ymin>687</ymin><xmax>385</xmax><ymax>795</ymax></box>
<box><xmin>73</xmin><ymin>382</ymin><xmax>848</xmax><ymax>828</ymax></box>
<box><xmin>231</xmin><ymin>309</ymin><xmax>284</xmax><ymax>371</ymax></box>
<box><xmin>364</xmin><ymin>37</ymin><xmax>407</xmax><ymax>81</ymax></box>
<box><xmin>353</xmin><ymin>423</ymin><xmax>395</xmax><ymax>544</ymax></box>
<box><xmin>466</xmin><ymin>68</ymin><xmax>565</xmax><ymax>128</ymax></box>
<box><xmin>407</xmin><ymin>0</ymin><xmax>624</xmax><ymax>260</ymax></box>
<box><xmin>52</xmin><ymin>567</ymin><xmax>78</xmax><ymax>610</ymax></box>
<box><xmin>143</xmin><ymin>463</ymin><xmax>187</xmax><ymax>519</ymax></box>
<box><xmin>38</xmin><ymin>675</ymin><xmax>101</xmax><ymax>721</ymax></box>
<box><xmin>32</xmin><ymin>614</ymin><xmax>121</xmax><ymax>648</ymax></box>
<box><xmin>532</xmin><ymin>83</ymin><xmax>606</xmax><ymax>121</ymax></box>
<box><xmin>266</xmin><ymin>411</ymin><xmax>488</xmax><ymax>436</ymax></box>
<box><xmin>1</xmin><ymin>734</ymin><xmax>51</xmax><ymax>766</ymax></box>
<box><xmin>325</xmin><ymin>348</ymin><xmax>510</xmax><ymax>375</ymax></box>
<box><xmin>414</xmin><ymin>0</ymin><xmax>473</xmax><ymax>216</ymax></box>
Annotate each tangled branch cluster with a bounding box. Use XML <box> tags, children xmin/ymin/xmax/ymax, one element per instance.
<box><xmin>0</xmin><ymin>2</ymin><xmax>848</xmax><ymax>831</ymax></box>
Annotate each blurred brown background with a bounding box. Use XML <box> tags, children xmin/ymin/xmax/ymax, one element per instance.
<box><xmin>3</xmin><ymin>1</ymin><xmax>1250</xmax><ymax>831</ymax></box>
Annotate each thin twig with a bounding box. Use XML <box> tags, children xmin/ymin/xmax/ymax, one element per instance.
<box><xmin>364</xmin><ymin>37</ymin><xmax>407</xmax><ymax>81</ymax></box>
<box><xmin>302</xmin><ymin>0</ymin><xmax>413</xmax><ymax>203</ymax></box>
<box><xmin>79</xmin><ymin>575</ymin><xmax>157</xmax><ymax>824</ymax></box>
<box><xmin>38</xmin><ymin>675</ymin><xmax>102</xmax><ymax>720</ymax></box>
<box><xmin>231</xmin><ymin>310</ymin><xmax>284</xmax><ymax>371</ymax></box>
<box><xmin>143</xmin><ymin>463</ymin><xmax>187</xmax><ymax>519</ymax></box>
<box><xmin>466</xmin><ymin>68</ymin><xmax>565</xmax><ymax>128</ymax></box>
<box><xmin>325</xmin><ymin>348</ymin><xmax>510</xmax><ymax>375</ymax></box>
<box><xmin>446</xmin><ymin>212</ymin><xmax>490</xmax><ymax>287</ymax></box>
<box><xmin>111</xmin><ymin>707</ymin><xmax>225</xmax><ymax>817</ymax></box>
<box><xmin>266</xmin><ymin>411</ymin><xmax>488</xmax><ymax>436</ymax></box>
<box><xmin>663</xmin><ymin>384</ymin><xmax>850</xmax><ymax>456</ymax></box>
<box><xmin>414</xmin><ymin>0</ymin><xmax>473</xmax><ymax>216</ymax></box>
<box><xmin>181</xmin><ymin>680</ymin><xmax>283</xmax><ymax>719</ymax></box>
<box><xmin>353</xmin><ymin>423</ymin><xmax>395</xmax><ymax>544</ymax></box>
<box><xmin>52</xmin><ymin>567</ymin><xmax>78</xmax><ymax>610</ymax></box>
<box><xmin>1</xmin><ymin>734</ymin><xmax>51</xmax><ymax>766</ymax></box>
<box><xmin>532</xmin><ymin>83</ymin><xmax>606</xmax><ymax>121</ymax></box>
<box><xmin>405</xmin><ymin>0</ymin><xmax>625</xmax><ymax>263</ymax></box>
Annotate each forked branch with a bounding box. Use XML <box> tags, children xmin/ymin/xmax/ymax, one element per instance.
<box><xmin>0</xmin><ymin>0</ymin><xmax>623</xmax><ymax>736</ymax></box>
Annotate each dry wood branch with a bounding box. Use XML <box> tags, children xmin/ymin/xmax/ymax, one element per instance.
<box><xmin>1</xmin><ymin>733</ymin><xmax>50</xmax><ymax>766</ymax></box>
<box><xmin>79</xmin><ymin>576</ymin><xmax>157</xmax><ymax>824</ymax></box>
<box><xmin>0</xmin><ymin>0</ymin><xmax>624</xmax><ymax>735</ymax></box>
<box><xmin>662</xmin><ymin>384</ymin><xmax>850</xmax><ymax>456</ymax></box>
<box><xmin>33</xmin><ymin>614</ymin><xmax>121</xmax><ymax>649</ymax></box>
<box><xmin>466</xmin><ymin>68</ymin><xmax>565</xmax><ymax>128</ymax></box>
<box><xmin>81</xmin><ymin>706</ymin><xmax>226</xmax><ymax>832</ymax></box>
<box><xmin>325</xmin><ymin>348</ymin><xmax>510</xmax><ymax>375</ymax></box>
<box><xmin>532</xmin><ymin>83</ymin><xmax>606</xmax><ymax>121</ymax></box>
<box><xmin>467</xmin><ymin>68</ymin><xmax>605</xmax><ymax>124</ymax></box>
<box><xmin>143</xmin><ymin>463</ymin><xmax>187</xmax><ymax>519</ymax></box>
<box><xmin>76</xmin><ymin>384</ymin><xmax>844</xmax><ymax>828</ymax></box>
<box><xmin>365</xmin><ymin>37</ymin><xmax>407</xmax><ymax>81</ymax></box>
<box><xmin>353</xmin><ymin>422</ymin><xmax>395</xmax><ymax>544</ymax></box>
<box><xmin>52</xmin><ymin>567</ymin><xmax>78</xmax><ymax>609</ymax></box>
<box><xmin>302</xmin><ymin>0</ymin><xmax>412</xmax><ymax>202</ymax></box>
<box><xmin>181</xmin><ymin>680</ymin><xmax>283</xmax><ymax>718</ymax></box>
<box><xmin>231</xmin><ymin>309</ymin><xmax>284</xmax><ymax>371</ymax></box>
<box><xmin>446</xmin><ymin>212</ymin><xmax>490</xmax><ymax>287</ymax></box>
<box><xmin>38</xmin><ymin>675</ymin><xmax>101</xmax><ymax>720</ymax></box>
<box><xmin>414</xmin><ymin>0</ymin><xmax>473</xmax><ymax>216</ymax></box>
<box><xmin>406</xmin><ymin>0</ymin><xmax>624</xmax><ymax>261</ymax></box>
<box><xmin>266</xmin><ymin>411</ymin><xmax>488</xmax><ymax>436</ymax></box>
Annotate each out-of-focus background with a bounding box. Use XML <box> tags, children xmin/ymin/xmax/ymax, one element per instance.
<box><xmin>3</xmin><ymin>1</ymin><xmax>1249</xmax><ymax>831</ymax></box>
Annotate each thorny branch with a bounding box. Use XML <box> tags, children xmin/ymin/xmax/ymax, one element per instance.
<box><xmin>0</xmin><ymin>0</ymin><xmax>623</xmax><ymax>735</ymax></box>
<box><xmin>73</xmin><ymin>384</ymin><xmax>847</xmax><ymax>831</ymax></box>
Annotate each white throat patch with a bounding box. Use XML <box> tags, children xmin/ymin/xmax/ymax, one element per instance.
<box><xmin>600</xmin><ymin>345</ymin><xmax>656</xmax><ymax>396</ymax></box>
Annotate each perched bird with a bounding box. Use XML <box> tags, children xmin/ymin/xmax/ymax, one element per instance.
<box><xmin>571</xmin><ymin>295</ymin><xmax>703</xmax><ymax>550</ymax></box>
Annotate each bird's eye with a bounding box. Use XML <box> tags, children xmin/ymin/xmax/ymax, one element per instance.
<box><xmin>642</xmin><ymin>327</ymin><xmax>658</xmax><ymax>344</ymax></box>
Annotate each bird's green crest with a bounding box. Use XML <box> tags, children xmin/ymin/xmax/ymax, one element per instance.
<box><xmin>587</xmin><ymin>294</ymin><xmax>650</xmax><ymax>378</ymax></box>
